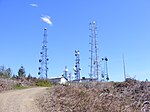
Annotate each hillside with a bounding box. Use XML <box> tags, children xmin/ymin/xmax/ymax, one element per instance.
<box><xmin>38</xmin><ymin>79</ymin><xmax>150</xmax><ymax>112</ymax></box>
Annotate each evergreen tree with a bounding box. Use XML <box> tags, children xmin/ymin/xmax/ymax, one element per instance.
<box><xmin>5</xmin><ymin>68</ymin><xmax>12</xmax><ymax>78</ymax></box>
<box><xmin>27</xmin><ymin>73</ymin><xmax>32</xmax><ymax>80</ymax></box>
<box><xmin>18</xmin><ymin>66</ymin><xmax>26</xmax><ymax>78</ymax></box>
<box><xmin>0</xmin><ymin>65</ymin><xmax>5</xmax><ymax>77</ymax></box>
<box><xmin>0</xmin><ymin>66</ymin><xmax>12</xmax><ymax>78</ymax></box>
<box><xmin>12</xmin><ymin>74</ymin><xmax>16</xmax><ymax>79</ymax></box>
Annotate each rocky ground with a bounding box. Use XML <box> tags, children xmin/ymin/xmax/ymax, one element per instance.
<box><xmin>38</xmin><ymin>79</ymin><xmax>150</xmax><ymax>112</ymax></box>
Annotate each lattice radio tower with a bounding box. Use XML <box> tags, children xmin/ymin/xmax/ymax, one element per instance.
<box><xmin>101</xmin><ymin>57</ymin><xmax>109</xmax><ymax>81</ymax></box>
<box><xmin>89</xmin><ymin>21</ymin><xmax>100</xmax><ymax>81</ymax></box>
<box><xmin>38</xmin><ymin>28</ymin><xmax>49</xmax><ymax>79</ymax></box>
<box><xmin>73</xmin><ymin>50</ymin><xmax>81</xmax><ymax>81</ymax></box>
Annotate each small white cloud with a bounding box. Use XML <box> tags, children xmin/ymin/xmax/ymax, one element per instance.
<box><xmin>41</xmin><ymin>15</ymin><xmax>52</xmax><ymax>25</ymax></box>
<box><xmin>29</xmin><ymin>4</ymin><xmax>38</xmax><ymax>7</ymax></box>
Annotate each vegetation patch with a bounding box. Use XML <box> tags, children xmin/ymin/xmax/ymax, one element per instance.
<box><xmin>35</xmin><ymin>79</ymin><xmax>52</xmax><ymax>87</ymax></box>
<box><xmin>13</xmin><ymin>83</ymin><xmax>29</xmax><ymax>90</ymax></box>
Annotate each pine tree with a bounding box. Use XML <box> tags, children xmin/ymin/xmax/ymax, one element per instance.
<box><xmin>18</xmin><ymin>66</ymin><xmax>26</xmax><ymax>78</ymax></box>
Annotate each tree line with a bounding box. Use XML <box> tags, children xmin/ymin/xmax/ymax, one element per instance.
<box><xmin>0</xmin><ymin>65</ymin><xmax>32</xmax><ymax>79</ymax></box>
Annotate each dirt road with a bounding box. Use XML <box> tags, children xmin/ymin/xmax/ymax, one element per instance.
<box><xmin>0</xmin><ymin>87</ymin><xmax>47</xmax><ymax>112</ymax></box>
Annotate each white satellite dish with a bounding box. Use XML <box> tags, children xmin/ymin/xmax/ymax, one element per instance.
<box><xmin>65</xmin><ymin>68</ymin><xmax>68</xmax><ymax>72</ymax></box>
<box><xmin>73</xmin><ymin>66</ymin><xmax>76</xmax><ymax>71</ymax></box>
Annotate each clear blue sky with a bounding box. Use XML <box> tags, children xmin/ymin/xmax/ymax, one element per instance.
<box><xmin>0</xmin><ymin>0</ymin><xmax>150</xmax><ymax>81</ymax></box>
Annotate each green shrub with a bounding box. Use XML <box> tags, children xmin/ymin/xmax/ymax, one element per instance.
<box><xmin>35</xmin><ymin>79</ymin><xmax>52</xmax><ymax>87</ymax></box>
<box><xmin>13</xmin><ymin>83</ymin><xmax>29</xmax><ymax>90</ymax></box>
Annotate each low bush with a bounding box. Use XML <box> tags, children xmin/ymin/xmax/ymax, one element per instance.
<box><xmin>13</xmin><ymin>83</ymin><xmax>29</xmax><ymax>90</ymax></box>
<box><xmin>35</xmin><ymin>79</ymin><xmax>52</xmax><ymax>87</ymax></box>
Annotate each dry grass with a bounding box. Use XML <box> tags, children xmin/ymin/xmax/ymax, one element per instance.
<box><xmin>38</xmin><ymin>79</ymin><xmax>150</xmax><ymax>112</ymax></box>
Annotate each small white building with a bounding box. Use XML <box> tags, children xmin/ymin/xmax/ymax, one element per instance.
<box><xmin>60</xmin><ymin>77</ymin><xmax>68</xmax><ymax>84</ymax></box>
<box><xmin>49</xmin><ymin>76</ymin><xmax>68</xmax><ymax>84</ymax></box>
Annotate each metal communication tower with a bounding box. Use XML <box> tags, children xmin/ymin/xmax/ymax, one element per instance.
<box><xmin>89</xmin><ymin>21</ymin><xmax>99</xmax><ymax>81</ymax></box>
<box><xmin>101</xmin><ymin>57</ymin><xmax>109</xmax><ymax>81</ymax></box>
<box><xmin>38</xmin><ymin>28</ymin><xmax>49</xmax><ymax>79</ymax></box>
<box><xmin>73</xmin><ymin>50</ymin><xmax>81</xmax><ymax>81</ymax></box>
<box><xmin>63</xmin><ymin>66</ymin><xmax>68</xmax><ymax>79</ymax></box>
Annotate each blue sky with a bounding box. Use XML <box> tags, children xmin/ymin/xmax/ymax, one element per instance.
<box><xmin>0</xmin><ymin>0</ymin><xmax>150</xmax><ymax>81</ymax></box>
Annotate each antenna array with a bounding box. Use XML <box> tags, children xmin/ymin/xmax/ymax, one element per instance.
<box><xmin>63</xmin><ymin>66</ymin><xmax>68</xmax><ymax>79</ymax></box>
<box><xmin>89</xmin><ymin>21</ymin><xmax>99</xmax><ymax>81</ymax></box>
<box><xmin>101</xmin><ymin>57</ymin><xmax>109</xmax><ymax>81</ymax></box>
<box><xmin>38</xmin><ymin>28</ymin><xmax>49</xmax><ymax>79</ymax></box>
<box><xmin>73</xmin><ymin>50</ymin><xmax>81</xmax><ymax>81</ymax></box>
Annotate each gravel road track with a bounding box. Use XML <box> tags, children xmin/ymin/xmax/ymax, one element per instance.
<box><xmin>0</xmin><ymin>87</ymin><xmax>47</xmax><ymax>112</ymax></box>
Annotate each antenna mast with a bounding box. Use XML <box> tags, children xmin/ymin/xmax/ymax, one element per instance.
<box><xmin>63</xmin><ymin>66</ymin><xmax>68</xmax><ymax>79</ymax></box>
<box><xmin>73</xmin><ymin>50</ymin><xmax>81</xmax><ymax>81</ymax></box>
<box><xmin>101</xmin><ymin>57</ymin><xmax>109</xmax><ymax>81</ymax></box>
<box><xmin>38</xmin><ymin>28</ymin><xmax>49</xmax><ymax>79</ymax></box>
<box><xmin>89</xmin><ymin>21</ymin><xmax>99</xmax><ymax>81</ymax></box>
<box><xmin>122</xmin><ymin>54</ymin><xmax>126</xmax><ymax>81</ymax></box>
